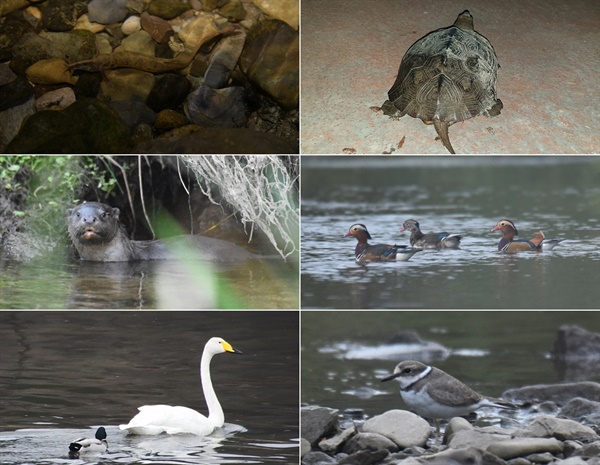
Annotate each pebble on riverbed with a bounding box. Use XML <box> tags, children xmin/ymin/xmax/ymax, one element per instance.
<box><xmin>1</xmin><ymin>0</ymin><xmax>299</xmax><ymax>153</ymax></box>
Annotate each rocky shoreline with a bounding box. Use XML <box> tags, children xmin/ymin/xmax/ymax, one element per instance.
<box><xmin>0</xmin><ymin>0</ymin><xmax>299</xmax><ymax>153</ymax></box>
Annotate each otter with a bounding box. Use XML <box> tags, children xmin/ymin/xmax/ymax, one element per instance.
<box><xmin>68</xmin><ymin>202</ymin><xmax>254</xmax><ymax>262</ymax></box>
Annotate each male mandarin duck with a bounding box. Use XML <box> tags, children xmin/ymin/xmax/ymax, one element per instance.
<box><xmin>491</xmin><ymin>219</ymin><xmax>564</xmax><ymax>253</ymax></box>
<box><xmin>68</xmin><ymin>427</ymin><xmax>108</xmax><ymax>457</ymax></box>
<box><xmin>344</xmin><ymin>223</ymin><xmax>420</xmax><ymax>262</ymax></box>
<box><xmin>400</xmin><ymin>219</ymin><xmax>462</xmax><ymax>249</ymax></box>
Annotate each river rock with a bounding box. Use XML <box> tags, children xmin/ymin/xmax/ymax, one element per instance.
<box><xmin>122</xmin><ymin>15</ymin><xmax>142</xmax><ymax>35</ymax></box>
<box><xmin>73</xmin><ymin>72</ymin><xmax>103</xmax><ymax>99</ymax></box>
<box><xmin>109</xmin><ymin>99</ymin><xmax>156</xmax><ymax>130</ymax></box>
<box><xmin>148</xmin><ymin>0</ymin><xmax>190</xmax><ymax>20</ymax></box>
<box><xmin>135</xmin><ymin>127</ymin><xmax>298</xmax><ymax>153</ymax></box>
<box><xmin>114</xmin><ymin>30</ymin><xmax>156</xmax><ymax>56</ymax></box>
<box><xmin>301</xmin><ymin>406</ymin><xmax>340</xmax><ymax>447</ymax></box>
<box><xmin>10</xmin><ymin>32</ymin><xmax>57</xmax><ymax>75</ymax></box>
<box><xmin>184</xmin><ymin>85</ymin><xmax>247</xmax><ymax>127</ymax></box>
<box><xmin>363</xmin><ymin>409</ymin><xmax>431</xmax><ymax>448</ymax></box>
<box><xmin>486</xmin><ymin>437</ymin><xmax>563</xmax><ymax>460</ymax></box>
<box><xmin>302</xmin><ymin>450</ymin><xmax>336</xmax><ymax>465</ymax></box>
<box><xmin>100</xmin><ymin>69</ymin><xmax>155</xmax><ymax>101</ymax></box>
<box><xmin>0</xmin><ymin>97</ymin><xmax>35</xmax><ymax>153</ymax></box>
<box><xmin>73</xmin><ymin>13</ymin><xmax>106</xmax><ymax>33</ymax></box>
<box><xmin>35</xmin><ymin>87</ymin><xmax>76</xmax><ymax>111</ymax></box>
<box><xmin>0</xmin><ymin>14</ymin><xmax>34</xmax><ymax>62</ymax></box>
<box><xmin>140</xmin><ymin>12</ymin><xmax>173</xmax><ymax>43</ymax></box>
<box><xmin>41</xmin><ymin>0</ymin><xmax>88</xmax><ymax>32</ymax></box>
<box><xmin>0</xmin><ymin>63</ymin><xmax>17</xmax><ymax>87</ymax></box>
<box><xmin>301</xmin><ymin>438</ymin><xmax>311</xmax><ymax>457</ymax></box>
<box><xmin>559</xmin><ymin>397</ymin><xmax>600</xmax><ymax>425</ymax></box>
<box><xmin>146</xmin><ymin>74</ymin><xmax>190</xmax><ymax>111</ymax></box>
<box><xmin>503</xmin><ymin>382</ymin><xmax>600</xmax><ymax>405</ymax></box>
<box><xmin>218</xmin><ymin>0</ymin><xmax>246</xmax><ymax>22</ymax></box>
<box><xmin>420</xmin><ymin>447</ymin><xmax>505</xmax><ymax>465</ymax></box>
<box><xmin>342</xmin><ymin>432</ymin><xmax>398</xmax><ymax>454</ymax></box>
<box><xmin>240</xmin><ymin>19</ymin><xmax>298</xmax><ymax>109</ymax></box>
<box><xmin>338</xmin><ymin>449</ymin><xmax>389</xmax><ymax>465</ymax></box>
<box><xmin>319</xmin><ymin>426</ymin><xmax>357</xmax><ymax>454</ymax></box>
<box><xmin>447</xmin><ymin>427</ymin><xmax>513</xmax><ymax>450</ymax></box>
<box><xmin>25</xmin><ymin>58</ymin><xmax>78</xmax><ymax>85</ymax></box>
<box><xmin>518</xmin><ymin>416</ymin><xmax>598</xmax><ymax>442</ymax></box>
<box><xmin>87</xmin><ymin>0</ymin><xmax>128</xmax><ymax>24</ymax></box>
<box><xmin>553</xmin><ymin>325</ymin><xmax>600</xmax><ymax>382</ymax></box>
<box><xmin>252</xmin><ymin>0</ymin><xmax>299</xmax><ymax>29</ymax></box>
<box><xmin>0</xmin><ymin>75</ymin><xmax>33</xmax><ymax>111</ymax></box>
<box><xmin>43</xmin><ymin>30</ymin><xmax>97</xmax><ymax>62</ymax></box>
<box><xmin>154</xmin><ymin>109</ymin><xmax>188</xmax><ymax>130</ymax></box>
<box><xmin>5</xmin><ymin>98</ymin><xmax>131</xmax><ymax>153</ymax></box>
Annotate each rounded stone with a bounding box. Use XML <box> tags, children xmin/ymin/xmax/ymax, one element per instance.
<box><xmin>35</xmin><ymin>87</ymin><xmax>77</xmax><ymax>111</ymax></box>
<box><xmin>146</xmin><ymin>73</ymin><xmax>190</xmax><ymax>112</ymax></box>
<box><xmin>100</xmin><ymin>69</ymin><xmax>155</xmax><ymax>101</ymax></box>
<box><xmin>148</xmin><ymin>0</ymin><xmax>190</xmax><ymax>20</ymax></box>
<box><xmin>239</xmin><ymin>19</ymin><xmax>298</xmax><ymax>110</ymax></box>
<box><xmin>122</xmin><ymin>15</ymin><xmax>142</xmax><ymax>35</ymax></box>
<box><xmin>140</xmin><ymin>12</ymin><xmax>173</xmax><ymax>43</ymax></box>
<box><xmin>25</xmin><ymin>58</ymin><xmax>78</xmax><ymax>85</ymax></box>
<box><xmin>155</xmin><ymin>109</ymin><xmax>189</xmax><ymax>130</ymax></box>
<box><xmin>114</xmin><ymin>30</ymin><xmax>155</xmax><ymax>56</ymax></box>
<box><xmin>0</xmin><ymin>75</ymin><xmax>34</xmax><ymax>111</ymax></box>
<box><xmin>41</xmin><ymin>0</ymin><xmax>88</xmax><ymax>32</ymax></box>
<box><xmin>252</xmin><ymin>0</ymin><xmax>299</xmax><ymax>29</ymax></box>
<box><xmin>0</xmin><ymin>63</ymin><xmax>17</xmax><ymax>87</ymax></box>
<box><xmin>87</xmin><ymin>0</ymin><xmax>128</xmax><ymax>24</ymax></box>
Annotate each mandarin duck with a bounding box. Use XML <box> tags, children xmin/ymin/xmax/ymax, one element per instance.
<box><xmin>344</xmin><ymin>224</ymin><xmax>420</xmax><ymax>262</ymax></box>
<box><xmin>400</xmin><ymin>219</ymin><xmax>462</xmax><ymax>249</ymax></box>
<box><xmin>491</xmin><ymin>219</ymin><xmax>564</xmax><ymax>253</ymax></box>
<box><xmin>69</xmin><ymin>427</ymin><xmax>108</xmax><ymax>457</ymax></box>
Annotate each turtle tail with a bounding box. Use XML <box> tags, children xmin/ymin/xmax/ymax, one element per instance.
<box><xmin>433</xmin><ymin>119</ymin><xmax>456</xmax><ymax>154</ymax></box>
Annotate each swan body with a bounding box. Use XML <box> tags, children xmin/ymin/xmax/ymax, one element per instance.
<box><xmin>119</xmin><ymin>337</ymin><xmax>242</xmax><ymax>436</ymax></box>
<box><xmin>69</xmin><ymin>427</ymin><xmax>108</xmax><ymax>456</ymax></box>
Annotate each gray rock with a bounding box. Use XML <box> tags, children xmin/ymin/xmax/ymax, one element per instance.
<box><xmin>553</xmin><ymin>325</ymin><xmax>600</xmax><ymax>381</ymax></box>
<box><xmin>88</xmin><ymin>0</ymin><xmax>128</xmax><ymax>24</ymax></box>
<box><xmin>559</xmin><ymin>397</ymin><xmax>600</xmax><ymax>425</ymax></box>
<box><xmin>319</xmin><ymin>426</ymin><xmax>356</xmax><ymax>454</ymax></box>
<box><xmin>0</xmin><ymin>63</ymin><xmax>17</xmax><ymax>86</ymax></box>
<box><xmin>301</xmin><ymin>450</ymin><xmax>336</xmax><ymax>465</ymax></box>
<box><xmin>0</xmin><ymin>75</ymin><xmax>33</xmax><ymax>112</ymax></box>
<box><xmin>35</xmin><ymin>87</ymin><xmax>76</xmax><ymax>111</ymax></box>
<box><xmin>503</xmin><ymin>382</ymin><xmax>600</xmax><ymax>405</ymax></box>
<box><xmin>577</xmin><ymin>441</ymin><xmax>600</xmax><ymax>459</ymax></box>
<box><xmin>0</xmin><ymin>97</ymin><xmax>35</xmax><ymax>153</ymax></box>
<box><xmin>301</xmin><ymin>406</ymin><xmax>339</xmax><ymax>447</ymax></box>
<box><xmin>444</xmin><ymin>416</ymin><xmax>473</xmax><ymax>442</ymax></box>
<box><xmin>486</xmin><ymin>437</ymin><xmax>563</xmax><ymax>460</ymax></box>
<box><xmin>338</xmin><ymin>449</ymin><xmax>388</xmax><ymax>465</ymax></box>
<box><xmin>421</xmin><ymin>447</ymin><xmax>506</xmax><ymax>465</ymax></box>
<box><xmin>43</xmin><ymin>30</ymin><xmax>97</xmax><ymax>62</ymax></box>
<box><xmin>524</xmin><ymin>452</ymin><xmax>554</xmax><ymax>463</ymax></box>
<box><xmin>109</xmin><ymin>99</ymin><xmax>156</xmax><ymax>131</ymax></box>
<box><xmin>447</xmin><ymin>428</ymin><xmax>512</xmax><ymax>450</ymax></box>
<box><xmin>505</xmin><ymin>459</ymin><xmax>530</xmax><ymax>465</ymax></box>
<box><xmin>556</xmin><ymin>458</ymin><xmax>588</xmax><ymax>465</ymax></box>
<box><xmin>342</xmin><ymin>432</ymin><xmax>398</xmax><ymax>454</ymax></box>
<box><xmin>519</xmin><ymin>415</ymin><xmax>598</xmax><ymax>442</ymax></box>
<box><xmin>301</xmin><ymin>438</ymin><xmax>311</xmax><ymax>457</ymax></box>
<box><xmin>363</xmin><ymin>409</ymin><xmax>431</xmax><ymax>448</ymax></box>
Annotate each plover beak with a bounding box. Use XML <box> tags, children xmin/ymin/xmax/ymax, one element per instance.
<box><xmin>381</xmin><ymin>372</ymin><xmax>400</xmax><ymax>382</ymax></box>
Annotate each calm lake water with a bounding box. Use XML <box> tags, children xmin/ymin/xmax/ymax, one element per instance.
<box><xmin>301</xmin><ymin>156</ymin><xmax>600</xmax><ymax>309</ymax></box>
<box><xmin>0</xmin><ymin>257</ymin><xmax>299</xmax><ymax>310</ymax></box>
<box><xmin>0</xmin><ymin>312</ymin><xmax>299</xmax><ymax>464</ymax></box>
<box><xmin>302</xmin><ymin>310</ymin><xmax>600</xmax><ymax>424</ymax></box>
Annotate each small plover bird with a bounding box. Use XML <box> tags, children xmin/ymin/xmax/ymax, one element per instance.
<box><xmin>381</xmin><ymin>360</ymin><xmax>516</xmax><ymax>440</ymax></box>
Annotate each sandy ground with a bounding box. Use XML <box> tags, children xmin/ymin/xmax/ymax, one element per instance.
<box><xmin>300</xmin><ymin>0</ymin><xmax>600</xmax><ymax>154</ymax></box>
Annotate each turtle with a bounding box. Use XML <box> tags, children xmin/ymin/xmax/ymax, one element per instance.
<box><xmin>381</xmin><ymin>10</ymin><xmax>503</xmax><ymax>154</ymax></box>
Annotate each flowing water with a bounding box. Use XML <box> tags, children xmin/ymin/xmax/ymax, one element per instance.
<box><xmin>0</xmin><ymin>257</ymin><xmax>299</xmax><ymax>310</ymax></box>
<box><xmin>302</xmin><ymin>310</ymin><xmax>600</xmax><ymax>429</ymax></box>
<box><xmin>0</xmin><ymin>312</ymin><xmax>299</xmax><ymax>464</ymax></box>
<box><xmin>301</xmin><ymin>156</ymin><xmax>600</xmax><ymax>309</ymax></box>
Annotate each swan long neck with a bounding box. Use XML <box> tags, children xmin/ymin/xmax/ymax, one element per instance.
<box><xmin>201</xmin><ymin>350</ymin><xmax>224</xmax><ymax>428</ymax></box>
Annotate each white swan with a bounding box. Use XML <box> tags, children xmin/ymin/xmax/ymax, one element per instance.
<box><xmin>68</xmin><ymin>427</ymin><xmax>108</xmax><ymax>456</ymax></box>
<box><xmin>119</xmin><ymin>337</ymin><xmax>242</xmax><ymax>435</ymax></box>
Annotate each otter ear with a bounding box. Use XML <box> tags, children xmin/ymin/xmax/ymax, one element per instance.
<box><xmin>112</xmin><ymin>207</ymin><xmax>120</xmax><ymax>218</ymax></box>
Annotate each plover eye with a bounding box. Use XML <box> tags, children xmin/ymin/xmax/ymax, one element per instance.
<box><xmin>403</xmin><ymin>368</ymin><xmax>412</xmax><ymax>374</ymax></box>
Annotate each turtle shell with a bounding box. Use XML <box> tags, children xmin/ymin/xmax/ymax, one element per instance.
<box><xmin>383</xmin><ymin>10</ymin><xmax>502</xmax><ymax>153</ymax></box>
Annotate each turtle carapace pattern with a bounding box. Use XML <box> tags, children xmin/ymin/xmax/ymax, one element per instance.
<box><xmin>382</xmin><ymin>10</ymin><xmax>502</xmax><ymax>154</ymax></box>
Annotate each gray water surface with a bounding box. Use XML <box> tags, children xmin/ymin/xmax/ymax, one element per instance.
<box><xmin>302</xmin><ymin>311</ymin><xmax>600</xmax><ymax>424</ymax></box>
<box><xmin>301</xmin><ymin>156</ymin><xmax>600</xmax><ymax>309</ymax></box>
<box><xmin>0</xmin><ymin>312</ymin><xmax>299</xmax><ymax>464</ymax></box>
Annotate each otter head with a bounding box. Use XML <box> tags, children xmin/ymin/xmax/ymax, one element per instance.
<box><xmin>68</xmin><ymin>202</ymin><xmax>121</xmax><ymax>245</ymax></box>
